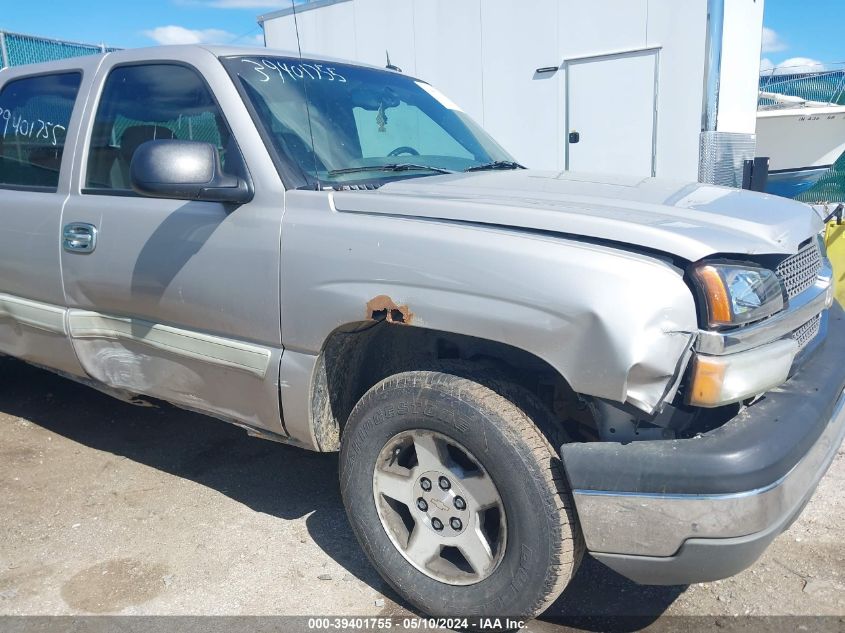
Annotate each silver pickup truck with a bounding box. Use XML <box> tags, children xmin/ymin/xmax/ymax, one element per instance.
<box><xmin>1</xmin><ymin>45</ymin><xmax>843</xmax><ymax>620</ymax></box>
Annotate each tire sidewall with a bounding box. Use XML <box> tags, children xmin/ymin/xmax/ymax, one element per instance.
<box><xmin>340</xmin><ymin>374</ymin><xmax>566</xmax><ymax>618</ymax></box>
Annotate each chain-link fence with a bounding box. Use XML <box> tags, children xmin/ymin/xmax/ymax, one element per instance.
<box><xmin>0</xmin><ymin>31</ymin><xmax>119</xmax><ymax>69</ymax></box>
<box><xmin>759</xmin><ymin>66</ymin><xmax>845</xmax><ymax>108</ymax></box>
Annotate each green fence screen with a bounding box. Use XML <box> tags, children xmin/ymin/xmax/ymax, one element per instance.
<box><xmin>0</xmin><ymin>31</ymin><xmax>119</xmax><ymax>69</ymax></box>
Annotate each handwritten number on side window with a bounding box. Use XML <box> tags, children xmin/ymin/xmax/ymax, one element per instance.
<box><xmin>0</xmin><ymin>108</ymin><xmax>65</xmax><ymax>146</ymax></box>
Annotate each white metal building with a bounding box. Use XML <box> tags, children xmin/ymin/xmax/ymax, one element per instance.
<box><xmin>259</xmin><ymin>0</ymin><xmax>764</xmax><ymax>187</ymax></box>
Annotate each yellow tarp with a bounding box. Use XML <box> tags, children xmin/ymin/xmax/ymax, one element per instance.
<box><xmin>825</xmin><ymin>220</ymin><xmax>845</xmax><ymax>306</ymax></box>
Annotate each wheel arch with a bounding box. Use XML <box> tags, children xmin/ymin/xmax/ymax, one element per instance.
<box><xmin>306</xmin><ymin>319</ymin><xmax>585</xmax><ymax>452</ymax></box>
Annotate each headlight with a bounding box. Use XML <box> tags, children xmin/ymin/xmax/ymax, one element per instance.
<box><xmin>692</xmin><ymin>263</ymin><xmax>785</xmax><ymax>328</ymax></box>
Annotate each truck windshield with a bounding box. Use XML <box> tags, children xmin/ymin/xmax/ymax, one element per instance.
<box><xmin>222</xmin><ymin>55</ymin><xmax>516</xmax><ymax>188</ymax></box>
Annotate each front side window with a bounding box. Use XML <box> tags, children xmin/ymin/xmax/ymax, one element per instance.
<box><xmin>86</xmin><ymin>63</ymin><xmax>245</xmax><ymax>192</ymax></box>
<box><xmin>222</xmin><ymin>56</ymin><xmax>514</xmax><ymax>188</ymax></box>
<box><xmin>0</xmin><ymin>72</ymin><xmax>81</xmax><ymax>191</ymax></box>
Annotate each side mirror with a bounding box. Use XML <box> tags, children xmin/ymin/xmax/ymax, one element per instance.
<box><xmin>130</xmin><ymin>140</ymin><xmax>253</xmax><ymax>205</ymax></box>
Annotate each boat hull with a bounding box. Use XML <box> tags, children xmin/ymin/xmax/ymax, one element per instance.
<box><xmin>756</xmin><ymin>105</ymin><xmax>845</xmax><ymax>173</ymax></box>
<box><xmin>765</xmin><ymin>166</ymin><xmax>830</xmax><ymax>198</ymax></box>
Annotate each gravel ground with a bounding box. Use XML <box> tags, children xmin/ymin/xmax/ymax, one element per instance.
<box><xmin>0</xmin><ymin>355</ymin><xmax>843</xmax><ymax>630</ymax></box>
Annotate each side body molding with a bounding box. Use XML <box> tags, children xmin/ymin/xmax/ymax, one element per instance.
<box><xmin>68</xmin><ymin>311</ymin><xmax>272</xmax><ymax>378</ymax></box>
<box><xmin>0</xmin><ymin>293</ymin><xmax>85</xmax><ymax>377</ymax></box>
<box><xmin>0</xmin><ymin>293</ymin><xmax>66</xmax><ymax>335</ymax></box>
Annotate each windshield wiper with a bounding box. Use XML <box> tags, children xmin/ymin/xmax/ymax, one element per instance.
<box><xmin>328</xmin><ymin>164</ymin><xmax>455</xmax><ymax>177</ymax></box>
<box><xmin>464</xmin><ymin>160</ymin><xmax>525</xmax><ymax>172</ymax></box>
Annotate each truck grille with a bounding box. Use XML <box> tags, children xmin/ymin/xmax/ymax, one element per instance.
<box><xmin>793</xmin><ymin>313</ymin><xmax>822</xmax><ymax>350</ymax></box>
<box><xmin>775</xmin><ymin>240</ymin><xmax>822</xmax><ymax>299</ymax></box>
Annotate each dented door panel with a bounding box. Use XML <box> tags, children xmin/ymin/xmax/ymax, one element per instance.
<box><xmin>58</xmin><ymin>47</ymin><xmax>288</xmax><ymax>434</ymax></box>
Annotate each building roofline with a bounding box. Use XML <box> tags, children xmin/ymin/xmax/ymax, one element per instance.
<box><xmin>257</xmin><ymin>0</ymin><xmax>352</xmax><ymax>25</ymax></box>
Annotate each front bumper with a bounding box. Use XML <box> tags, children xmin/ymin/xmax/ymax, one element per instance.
<box><xmin>561</xmin><ymin>302</ymin><xmax>845</xmax><ymax>585</ymax></box>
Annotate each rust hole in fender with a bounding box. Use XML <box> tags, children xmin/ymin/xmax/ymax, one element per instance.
<box><xmin>366</xmin><ymin>295</ymin><xmax>414</xmax><ymax>325</ymax></box>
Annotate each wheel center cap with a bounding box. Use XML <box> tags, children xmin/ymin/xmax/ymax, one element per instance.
<box><xmin>414</xmin><ymin>470</ymin><xmax>469</xmax><ymax>537</ymax></box>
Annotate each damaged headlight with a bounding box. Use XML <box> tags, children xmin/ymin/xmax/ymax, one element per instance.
<box><xmin>692</xmin><ymin>263</ymin><xmax>785</xmax><ymax>328</ymax></box>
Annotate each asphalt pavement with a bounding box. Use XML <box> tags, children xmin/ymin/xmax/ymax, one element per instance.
<box><xmin>0</xmin><ymin>356</ymin><xmax>843</xmax><ymax>630</ymax></box>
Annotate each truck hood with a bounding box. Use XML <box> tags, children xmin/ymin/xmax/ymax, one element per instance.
<box><xmin>331</xmin><ymin>170</ymin><xmax>822</xmax><ymax>261</ymax></box>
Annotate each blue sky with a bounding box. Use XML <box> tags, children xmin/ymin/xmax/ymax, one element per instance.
<box><xmin>0</xmin><ymin>0</ymin><xmax>289</xmax><ymax>49</ymax></box>
<box><xmin>760</xmin><ymin>0</ymin><xmax>844</xmax><ymax>72</ymax></box>
<box><xmin>0</xmin><ymin>0</ymin><xmax>842</xmax><ymax>69</ymax></box>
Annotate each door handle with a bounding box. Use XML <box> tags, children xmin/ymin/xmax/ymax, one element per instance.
<box><xmin>63</xmin><ymin>222</ymin><xmax>98</xmax><ymax>254</ymax></box>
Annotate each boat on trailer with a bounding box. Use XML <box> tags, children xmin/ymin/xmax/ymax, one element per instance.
<box><xmin>756</xmin><ymin>65</ymin><xmax>845</xmax><ymax>198</ymax></box>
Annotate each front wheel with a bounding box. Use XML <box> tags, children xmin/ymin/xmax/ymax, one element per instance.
<box><xmin>339</xmin><ymin>370</ymin><xmax>582</xmax><ymax>619</ymax></box>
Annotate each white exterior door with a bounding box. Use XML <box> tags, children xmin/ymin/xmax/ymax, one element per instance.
<box><xmin>566</xmin><ymin>49</ymin><xmax>659</xmax><ymax>177</ymax></box>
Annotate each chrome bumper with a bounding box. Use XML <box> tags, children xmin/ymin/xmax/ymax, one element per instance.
<box><xmin>572</xmin><ymin>388</ymin><xmax>845</xmax><ymax>557</ymax></box>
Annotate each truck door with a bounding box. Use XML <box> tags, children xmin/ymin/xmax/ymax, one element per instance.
<box><xmin>565</xmin><ymin>48</ymin><xmax>659</xmax><ymax>178</ymax></box>
<box><xmin>0</xmin><ymin>62</ymin><xmax>94</xmax><ymax>376</ymax></box>
<box><xmin>60</xmin><ymin>51</ymin><xmax>287</xmax><ymax>436</ymax></box>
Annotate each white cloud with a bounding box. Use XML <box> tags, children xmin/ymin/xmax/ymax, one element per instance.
<box><xmin>241</xmin><ymin>33</ymin><xmax>265</xmax><ymax>46</ymax></box>
<box><xmin>771</xmin><ymin>57</ymin><xmax>828</xmax><ymax>75</ymax></box>
<box><xmin>143</xmin><ymin>25</ymin><xmax>237</xmax><ymax>45</ymax></box>
<box><xmin>143</xmin><ymin>25</ymin><xmax>264</xmax><ymax>46</ymax></box>
<box><xmin>761</xmin><ymin>27</ymin><xmax>787</xmax><ymax>54</ymax></box>
<box><xmin>760</xmin><ymin>57</ymin><xmax>774</xmax><ymax>73</ymax></box>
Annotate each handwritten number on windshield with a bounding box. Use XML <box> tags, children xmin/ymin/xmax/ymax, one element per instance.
<box><xmin>242</xmin><ymin>58</ymin><xmax>346</xmax><ymax>84</ymax></box>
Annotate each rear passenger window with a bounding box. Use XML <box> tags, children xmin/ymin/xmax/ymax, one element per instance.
<box><xmin>0</xmin><ymin>72</ymin><xmax>81</xmax><ymax>191</ymax></box>
<box><xmin>85</xmin><ymin>63</ymin><xmax>244</xmax><ymax>193</ymax></box>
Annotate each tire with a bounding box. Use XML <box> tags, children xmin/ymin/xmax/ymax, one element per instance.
<box><xmin>339</xmin><ymin>369</ymin><xmax>583</xmax><ymax>619</ymax></box>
